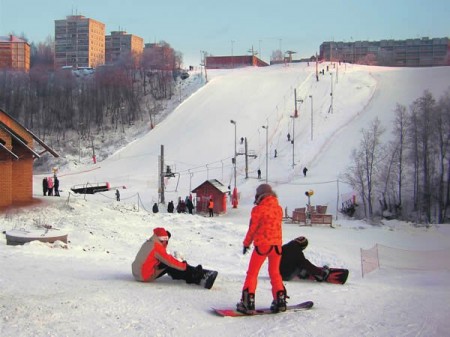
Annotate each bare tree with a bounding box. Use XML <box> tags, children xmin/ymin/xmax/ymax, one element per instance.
<box><xmin>392</xmin><ymin>104</ymin><xmax>408</xmax><ymax>216</ymax></box>
<box><xmin>344</xmin><ymin>118</ymin><xmax>385</xmax><ymax>220</ymax></box>
<box><xmin>434</xmin><ymin>90</ymin><xmax>450</xmax><ymax>222</ymax></box>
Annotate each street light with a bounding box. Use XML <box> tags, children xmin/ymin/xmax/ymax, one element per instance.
<box><xmin>309</xmin><ymin>95</ymin><xmax>314</xmax><ymax>141</ymax></box>
<box><xmin>262</xmin><ymin>124</ymin><xmax>268</xmax><ymax>183</ymax></box>
<box><xmin>329</xmin><ymin>72</ymin><xmax>333</xmax><ymax>114</ymax></box>
<box><xmin>291</xmin><ymin>93</ymin><xmax>303</xmax><ymax>168</ymax></box>
<box><xmin>201</xmin><ymin>50</ymin><xmax>208</xmax><ymax>82</ymax></box>
<box><xmin>230</xmin><ymin>120</ymin><xmax>238</xmax><ymax>208</ymax></box>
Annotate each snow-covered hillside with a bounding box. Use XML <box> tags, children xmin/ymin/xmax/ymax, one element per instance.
<box><xmin>1</xmin><ymin>63</ymin><xmax>450</xmax><ymax>337</ymax></box>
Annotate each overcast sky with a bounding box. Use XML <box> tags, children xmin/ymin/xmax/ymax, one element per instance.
<box><xmin>1</xmin><ymin>0</ymin><xmax>448</xmax><ymax>66</ymax></box>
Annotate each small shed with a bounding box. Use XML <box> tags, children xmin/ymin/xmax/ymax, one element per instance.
<box><xmin>0</xmin><ymin>108</ymin><xmax>59</xmax><ymax>208</ymax></box>
<box><xmin>192</xmin><ymin>179</ymin><xmax>229</xmax><ymax>215</ymax></box>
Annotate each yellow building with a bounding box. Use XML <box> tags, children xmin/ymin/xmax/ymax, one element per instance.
<box><xmin>54</xmin><ymin>15</ymin><xmax>105</xmax><ymax>68</ymax></box>
<box><xmin>0</xmin><ymin>35</ymin><xmax>30</xmax><ymax>72</ymax></box>
<box><xmin>106</xmin><ymin>31</ymin><xmax>144</xmax><ymax>66</ymax></box>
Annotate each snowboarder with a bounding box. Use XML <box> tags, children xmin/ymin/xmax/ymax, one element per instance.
<box><xmin>115</xmin><ymin>189</ymin><xmax>120</xmax><ymax>201</ymax></box>
<box><xmin>208</xmin><ymin>198</ymin><xmax>214</xmax><ymax>217</ymax></box>
<box><xmin>279</xmin><ymin>236</ymin><xmax>329</xmax><ymax>282</ymax></box>
<box><xmin>303</xmin><ymin>167</ymin><xmax>308</xmax><ymax>177</ymax></box>
<box><xmin>237</xmin><ymin>184</ymin><xmax>287</xmax><ymax>314</ymax></box>
<box><xmin>131</xmin><ymin>227</ymin><xmax>217</xmax><ymax>289</ymax></box>
<box><xmin>257</xmin><ymin>169</ymin><xmax>261</xmax><ymax>179</ymax></box>
<box><xmin>287</xmin><ymin>133</ymin><xmax>291</xmax><ymax>142</ymax></box>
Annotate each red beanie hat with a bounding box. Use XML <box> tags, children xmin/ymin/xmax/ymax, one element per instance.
<box><xmin>153</xmin><ymin>227</ymin><xmax>169</xmax><ymax>241</ymax></box>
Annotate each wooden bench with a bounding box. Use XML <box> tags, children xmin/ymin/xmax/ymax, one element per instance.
<box><xmin>292</xmin><ymin>210</ymin><xmax>306</xmax><ymax>223</ymax></box>
<box><xmin>311</xmin><ymin>214</ymin><xmax>333</xmax><ymax>226</ymax></box>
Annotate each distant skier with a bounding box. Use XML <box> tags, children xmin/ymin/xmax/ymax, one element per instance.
<box><xmin>115</xmin><ymin>189</ymin><xmax>120</xmax><ymax>201</ymax></box>
<box><xmin>42</xmin><ymin>177</ymin><xmax>48</xmax><ymax>196</ymax></box>
<box><xmin>152</xmin><ymin>203</ymin><xmax>159</xmax><ymax>213</ymax></box>
<box><xmin>47</xmin><ymin>176</ymin><xmax>54</xmax><ymax>196</ymax></box>
<box><xmin>257</xmin><ymin>169</ymin><xmax>261</xmax><ymax>179</ymax></box>
<box><xmin>303</xmin><ymin>167</ymin><xmax>308</xmax><ymax>177</ymax></box>
<box><xmin>54</xmin><ymin>176</ymin><xmax>60</xmax><ymax>196</ymax></box>
<box><xmin>208</xmin><ymin>198</ymin><xmax>214</xmax><ymax>217</ymax></box>
<box><xmin>186</xmin><ymin>197</ymin><xmax>194</xmax><ymax>214</ymax></box>
<box><xmin>167</xmin><ymin>201</ymin><xmax>174</xmax><ymax>213</ymax></box>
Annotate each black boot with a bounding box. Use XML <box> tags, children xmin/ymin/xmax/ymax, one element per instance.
<box><xmin>236</xmin><ymin>289</ymin><xmax>255</xmax><ymax>314</ymax></box>
<box><xmin>186</xmin><ymin>264</ymin><xmax>203</xmax><ymax>284</ymax></box>
<box><xmin>270</xmin><ymin>289</ymin><xmax>287</xmax><ymax>313</ymax></box>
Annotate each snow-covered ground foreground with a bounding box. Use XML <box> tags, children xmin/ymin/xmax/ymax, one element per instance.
<box><xmin>1</xmin><ymin>63</ymin><xmax>450</xmax><ymax>336</ymax></box>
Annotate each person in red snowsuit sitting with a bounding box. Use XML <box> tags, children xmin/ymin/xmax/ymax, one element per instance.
<box><xmin>132</xmin><ymin>227</ymin><xmax>204</xmax><ymax>285</ymax></box>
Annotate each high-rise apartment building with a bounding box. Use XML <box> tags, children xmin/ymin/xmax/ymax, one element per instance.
<box><xmin>54</xmin><ymin>15</ymin><xmax>105</xmax><ymax>68</ymax></box>
<box><xmin>105</xmin><ymin>31</ymin><xmax>143</xmax><ymax>65</ymax></box>
<box><xmin>320</xmin><ymin>37</ymin><xmax>449</xmax><ymax>67</ymax></box>
<box><xmin>0</xmin><ymin>35</ymin><xmax>30</xmax><ymax>72</ymax></box>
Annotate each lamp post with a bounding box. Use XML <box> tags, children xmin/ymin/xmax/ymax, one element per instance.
<box><xmin>230</xmin><ymin>120</ymin><xmax>238</xmax><ymax>208</ymax></box>
<box><xmin>262</xmin><ymin>124</ymin><xmax>268</xmax><ymax>183</ymax></box>
<box><xmin>330</xmin><ymin>72</ymin><xmax>333</xmax><ymax>114</ymax></box>
<box><xmin>291</xmin><ymin>91</ymin><xmax>303</xmax><ymax>168</ymax></box>
<box><xmin>290</xmin><ymin>115</ymin><xmax>295</xmax><ymax>168</ymax></box>
<box><xmin>188</xmin><ymin>169</ymin><xmax>193</xmax><ymax>192</ymax></box>
<box><xmin>201</xmin><ymin>50</ymin><xmax>208</xmax><ymax>82</ymax></box>
<box><xmin>309</xmin><ymin>95</ymin><xmax>314</xmax><ymax>141</ymax></box>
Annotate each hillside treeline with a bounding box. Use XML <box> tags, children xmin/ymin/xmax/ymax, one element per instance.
<box><xmin>345</xmin><ymin>90</ymin><xmax>450</xmax><ymax>224</ymax></box>
<box><xmin>0</xmin><ymin>39</ymin><xmax>182</xmax><ymax>145</ymax></box>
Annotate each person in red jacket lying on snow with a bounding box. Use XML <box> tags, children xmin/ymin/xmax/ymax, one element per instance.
<box><xmin>132</xmin><ymin>227</ymin><xmax>217</xmax><ymax>289</ymax></box>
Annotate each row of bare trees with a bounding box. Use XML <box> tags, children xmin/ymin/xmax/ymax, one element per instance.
<box><xmin>344</xmin><ymin>90</ymin><xmax>450</xmax><ymax>224</ymax></box>
<box><xmin>0</xmin><ymin>39</ymin><xmax>182</xmax><ymax>148</ymax></box>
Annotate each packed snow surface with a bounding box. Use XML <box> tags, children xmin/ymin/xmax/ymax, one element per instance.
<box><xmin>1</xmin><ymin>63</ymin><xmax>450</xmax><ymax>337</ymax></box>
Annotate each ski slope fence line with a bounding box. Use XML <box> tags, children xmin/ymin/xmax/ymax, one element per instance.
<box><xmin>360</xmin><ymin>244</ymin><xmax>450</xmax><ymax>277</ymax></box>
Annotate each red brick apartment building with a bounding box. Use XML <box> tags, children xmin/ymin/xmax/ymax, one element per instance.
<box><xmin>106</xmin><ymin>31</ymin><xmax>144</xmax><ymax>65</ymax></box>
<box><xmin>0</xmin><ymin>35</ymin><xmax>30</xmax><ymax>72</ymax></box>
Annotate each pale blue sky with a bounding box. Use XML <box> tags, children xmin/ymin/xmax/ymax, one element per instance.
<box><xmin>1</xmin><ymin>0</ymin><xmax>448</xmax><ymax>66</ymax></box>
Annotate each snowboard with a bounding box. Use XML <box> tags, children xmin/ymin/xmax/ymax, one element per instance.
<box><xmin>201</xmin><ymin>269</ymin><xmax>218</xmax><ymax>289</ymax></box>
<box><xmin>213</xmin><ymin>300</ymin><xmax>313</xmax><ymax>317</ymax></box>
<box><xmin>301</xmin><ymin>267</ymin><xmax>349</xmax><ymax>285</ymax></box>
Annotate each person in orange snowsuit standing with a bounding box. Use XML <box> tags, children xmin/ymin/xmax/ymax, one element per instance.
<box><xmin>237</xmin><ymin>184</ymin><xmax>287</xmax><ymax>314</ymax></box>
<box><xmin>208</xmin><ymin>198</ymin><xmax>214</xmax><ymax>217</ymax></box>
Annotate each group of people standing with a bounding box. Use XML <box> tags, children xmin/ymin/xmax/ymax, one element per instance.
<box><xmin>42</xmin><ymin>175</ymin><xmax>60</xmax><ymax>196</ymax></box>
<box><xmin>165</xmin><ymin>196</ymin><xmax>195</xmax><ymax>214</ymax></box>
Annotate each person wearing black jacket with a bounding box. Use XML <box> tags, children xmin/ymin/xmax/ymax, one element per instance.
<box><xmin>279</xmin><ymin>236</ymin><xmax>329</xmax><ymax>282</ymax></box>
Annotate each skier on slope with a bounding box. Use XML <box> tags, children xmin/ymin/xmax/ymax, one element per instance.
<box><xmin>132</xmin><ymin>227</ymin><xmax>217</xmax><ymax>289</ymax></box>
